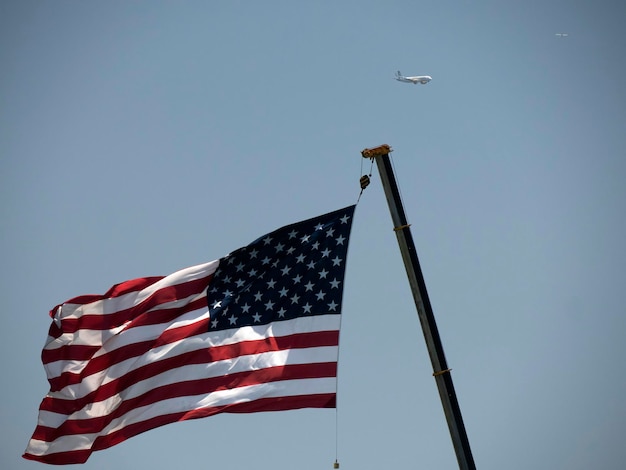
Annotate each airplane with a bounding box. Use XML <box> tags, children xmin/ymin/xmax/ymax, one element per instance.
<box><xmin>395</xmin><ymin>70</ymin><xmax>432</xmax><ymax>85</ymax></box>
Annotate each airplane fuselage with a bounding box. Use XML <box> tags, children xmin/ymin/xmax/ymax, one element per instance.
<box><xmin>396</xmin><ymin>75</ymin><xmax>432</xmax><ymax>85</ymax></box>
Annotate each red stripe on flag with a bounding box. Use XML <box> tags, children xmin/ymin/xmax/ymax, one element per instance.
<box><xmin>41</xmin><ymin>329</ymin><xmax>339</xmax><ymax>414</ymax></box>
<box><xmin>33</xmin><ymin>362</ymin><xmax>337</xmax><ymax>441</ymax></box>
<box><xmin>46</xmin><ymin>315</ymin><xmax>212</xmax><ymax>392</ymax></box>
<box><xmin>23</xmin><ymin>394</ymin><xmax>335</xmax><ymax>465</ymax></box>
<box><xmin>41</xmin><ymin>297</ymin><xmax>209</xmax><ymax>365</ymax></box>
<box><xmin>50</xmin><ymin>276</ymin><xmax>212</xmax><ymax>334</ymax></box>
<box><xmin>48</xmin><ymin>276</ymin><xmax>166</xmax><ymax>315</ymax></box>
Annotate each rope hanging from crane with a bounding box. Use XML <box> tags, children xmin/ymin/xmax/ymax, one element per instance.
<box><xmin>357</xmin><ymin>144</ymin><xmax>393</xmax><ymax>203</ymax></box>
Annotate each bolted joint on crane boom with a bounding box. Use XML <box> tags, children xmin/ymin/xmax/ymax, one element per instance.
<box><xmin>361</xmin><ymin>144</ymin><xmax>393</xmax><ymax>159</ymax></box>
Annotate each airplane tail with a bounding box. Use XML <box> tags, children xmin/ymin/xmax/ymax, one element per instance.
<box><xmin>396</xmin><ymin>70</ymin><xmax>401</xmax><ymax>77</ymax></box>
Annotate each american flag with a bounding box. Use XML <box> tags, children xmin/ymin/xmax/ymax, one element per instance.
<box><xmin>24</xmin><ymin>205</ymin><xmax>356</xmax><ymax>465</ymax></box>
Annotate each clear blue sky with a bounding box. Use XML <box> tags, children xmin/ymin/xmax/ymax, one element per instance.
<box><xmin>2</xmin><ymin>1</ymin><xmax>625</xmax><ymax>469</ymax></box>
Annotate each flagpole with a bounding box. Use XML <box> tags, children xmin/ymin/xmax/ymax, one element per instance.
<box><xmin>361</xmin><ymin>145</ymin><xmax>476</xmax><ymax>470</ymax></box>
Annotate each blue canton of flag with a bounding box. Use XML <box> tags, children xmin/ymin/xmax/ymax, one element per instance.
<box><xmin>207</xmin><ymin>205</ymin><xmax>356</xmax><ymax>331</ymax></box>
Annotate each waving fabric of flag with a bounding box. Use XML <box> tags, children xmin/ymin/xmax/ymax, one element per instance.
<box><xmin>24</xmin><ymin>205</ymin><xmax>356</xmax><ymax>465</ymax></box>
